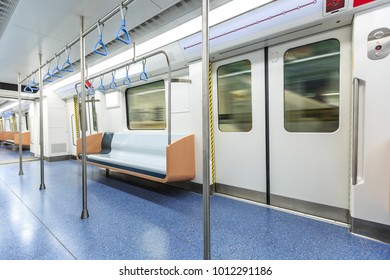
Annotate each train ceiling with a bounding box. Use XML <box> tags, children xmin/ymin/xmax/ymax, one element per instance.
<box><xmin>0</xmin><ymin>0</ymin><xmax>231</xmax><ymax>109</ymax></box>
<box><xmin>0</xmin><ymin>0</ymin><xmax>230</xmax><ymax>86</ymax></box>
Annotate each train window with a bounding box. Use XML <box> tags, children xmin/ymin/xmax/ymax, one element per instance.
<box><xmin>217</xmin><ymin>60</ymin><xmax>252</xmax><ymax>132</ymax></box>
<box><xmin>284</xmin><ymin>39</ymin><xmax>340</xmax><ymax>133</ymax></box>
<box><xmin>125</xmin><ymin>80</ymin><xmax>166</xmax><ymax>130</ymax></box>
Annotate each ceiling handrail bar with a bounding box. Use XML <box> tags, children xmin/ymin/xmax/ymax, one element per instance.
<box><xmin>116</xmin><ymin>4</ymin><xmax>131</xmax><ymax>45</ymax></box>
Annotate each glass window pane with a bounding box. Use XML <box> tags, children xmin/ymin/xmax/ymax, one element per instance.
<box><xmin>125</xmin><ymin>80</ymin><xmax>166</xmax><ymax>130</ymax></box>
<box><xmin>284</xmin><ymin>39</ymin><xmax>340</xmax><ymax>133</ymax></box>
<box><xmin>217</xmin><ymin>60</ymin><xmax>252</xmax><ymax>132</ymax></box>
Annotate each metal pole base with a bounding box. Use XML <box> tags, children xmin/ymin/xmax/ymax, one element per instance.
<box><xmin>81</xmin><ymin>209</ymin><xmax>89</xmax><ymax>219</ymax></box>
<box><xmin>39</xmin><ymin>183</ymin><xmax>46</xmax><ymax>190</ymax></box>
<box><xmin>19</xmin><ymin>170</ymin><xmax>24</xmax><ymax>176</ymax></box>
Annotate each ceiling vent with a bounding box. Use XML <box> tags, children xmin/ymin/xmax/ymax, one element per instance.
<box><xmin>0</xmin><ymin>0</ymin><xmax>19</xmax><ymax>39</ymax></box>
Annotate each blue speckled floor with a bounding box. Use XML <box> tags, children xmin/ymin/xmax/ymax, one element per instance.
<box><xmin>0</xmin><ymin>159</ymin><xmax>389</xmax><ymax>260</ymax></box>
<box><xmin>0</xmin><ymin>145</ymin><xmax>36</xmax><ymax>163</ymax></box>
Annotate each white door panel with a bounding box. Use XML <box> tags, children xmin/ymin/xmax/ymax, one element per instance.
<box><xmin>351</xmin><ymin>5</ymin><xmax>390</xmax><ymax>225</ymax></box>
<box><xmin>213</xmin><ymin>51</ymin><xmax>266</xmax><ymax>192</ymax></box>
<box><xmin>269</xmin><ymin>27</ymin><xmax>351</xmax><ymax>209</ymax></box>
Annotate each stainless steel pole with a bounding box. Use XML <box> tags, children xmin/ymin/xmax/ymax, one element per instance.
<box><xmin>202</xmin><ymin>0</ymin><xmax>211</xmax><ymax>260</ymax></box>
<box><xmin>80</xmin><ymin>16</ymin><xmax>89</xmax><ymax>219</ymax></box>
<box><xmin>18</xmin><ymin>73</ymin><xmax>23</xmax><ymax>176</ymax></box>
<box><xmin>39</xmin><ymin>54</ymin><xmax>46</xmax><ymax>190</ymax></box>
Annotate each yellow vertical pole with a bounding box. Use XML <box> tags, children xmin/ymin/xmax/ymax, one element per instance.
<box><xmin>208</xmin><ymin>61</ymin><xmax>215</xmax><ymax>186</ymax></box>
<box><xmin>73</xmin><ymin>96</ymin><xmax>80</xmax><ymax>139</ymax></box>
<box><xmin>12</xmin><ymin>114</ymin><xmax>17</xmax><ymax>132</ymax></box>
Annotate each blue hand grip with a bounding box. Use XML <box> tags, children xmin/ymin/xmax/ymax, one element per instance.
<box><xmin>139</xmin><ymin>71</ymin><xmax>148</xmax><ymax>81</ymax></box>
<box><xmin>43</xmin><ymin>70</ymin><xmax>54</xmax><ymax>83</ymax></box>
<box><xmin>23</xmin><ymin>83</ymin><xmax>34</xmax><ymax>93</ymax></box>
<box><xmin>94</xmin><ymin>34</ymin><xmax>108</xmax><ymax>56</ymax></box>
<box><xmin>110</xmin><ymin>79</ymin><xmax>118</xmax><ymax>89</ymax></box>
<box><xmin>30</xmin><ymin>78</ymin><xmax>39</xmax><ymax>91</ymax></box>
<box><xmin>62</xmin><ymin>58</ymin><xmax>74</xmax><ymax>73</ymax></box>
<box><xmin>110</xmin><ymin>72</ymin><xmax>118</xmax><ymax>89</ymax></box>
<box><xmin>51</xmin><ymin>64</ymin><xmax>63</xmax><ymax>79</ymax></box>
<box><xmin>116</xmin><ymin>19</ymin><xmax>131</xmax><ymax>45</ymax></box>
<box><xmin>87</xmin><ymin>87</ymin><xmax>96</xmax><ymax>96</ymax></box>
<box><xmin>140</xmin><ymin>59</ymin><xmax>148</xmax><ymax>81</ymax></box>
<box><xmin>123</xmin><ymin>65</ymin><xmax>131</xmax><ymax>86</ymax></box>
<box><xmin>98</xmin><ymin>83</ymin><xmax>107</xmax><ymax>93</ymax></box>
<box><xmin>123</xmin><ymin>76</ymin><xmax>132</xmax><ymax>86</ymax></box>
<box><xmin>98</xmin><ymin>76</ymin><xmax>106</xmax><ymax>93</ymax></box>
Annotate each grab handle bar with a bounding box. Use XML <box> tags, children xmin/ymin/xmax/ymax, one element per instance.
<box><xmin>352</xmin><ymin>77</ymin><xmax>365</xmax><ymax>186</ymax></box>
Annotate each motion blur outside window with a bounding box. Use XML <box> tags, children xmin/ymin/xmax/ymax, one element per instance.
<box><xmin>125</xmin><ymin>80</ymin><xmax>166</xmax><ymax>130</ymax></box>
<box><xmin>217</xmin><ymin>60</ymin><xmax>252</xmax><ymax>132</ymax></box>
<box><xmin>284</xmin><ymin>39</ymin><xmax>340</xmax><ymax>133</ymax></box>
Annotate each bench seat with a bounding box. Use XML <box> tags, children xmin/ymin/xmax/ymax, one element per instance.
<box><xmin>77</xmin><ymin>131</ymin><xmax>195</xmax><ymax>183</ymax></box>
<box><xmin>87</xmin><ymin>151</ymin><xmax>166</xmax><ymax>178</ymax></box>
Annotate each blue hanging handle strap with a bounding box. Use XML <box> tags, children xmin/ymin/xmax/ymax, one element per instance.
<box><xmin>62</xmin><ymin>47</ymin><xmax>74</xmax><ymax>73</ymax></box>
<box><xmin>23</xmin><ymin>82</ymin><xmax>34</xmax><ymax>93</ymax></box>
<box><xmin>43</xmin><ymin>61</ymin><xmax>54</xmax><ymax>83</ymax></box>
<box><xmin>86</xmin><ymin>79</ymin><xmax>96</xmax><ymax>96</ymax></box>
<box><xmin>51</xmin><ymin>55</ymin><xmax>63</xmax><ymax>78</ymax></box>
<box><xmin>31</xmin><ymin>75</ymin><xmax>39</xmax><ymax>89</ymax></box>
<box><xmin>116</xmin><ymin>5</ymin><xmax>131</xmax><ymax>45</ymax></box>
<box><xmin>140</xmin><ymin>58</ymin><xmax>148</xmax><ymax>81</ymax></box>
<box><xmin>98</xmin><ymin>75</ymin><xmax>107</xmax><ymax>93</ymax></box>
<box><xmin>123</xmin><ymin>65</ymin><xmax>132</xmax><ymax>85</ymax></box>
<box><xmin>94</xmin><ymin>23</ymin><xmax>108</xmax><ymax>56</ymax></box>
<box><xmin>30</xmin><ymin>76</ymin><xmax>39</xmax><ymax>91</ymax></box>
<box><xmin>110</xmin><ymin>71</ymin><xmax>118</xmax><ymax>89</ymax></box>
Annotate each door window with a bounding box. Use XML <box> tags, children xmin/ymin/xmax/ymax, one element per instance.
<box><xmin>217</xmin><ymin>60</ymin><xmax>252</xmax><ymax>132</ymax></box>
<box><xmin>284</xmin><ymin>39</ymin><xmax>340</xmax><ymax>133</ymax></box>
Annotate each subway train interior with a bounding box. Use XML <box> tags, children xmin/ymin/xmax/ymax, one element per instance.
<box><xmin>0</xmin><ymin>0</ymin><xmax>389</xmax><ymax>260</ymax></box>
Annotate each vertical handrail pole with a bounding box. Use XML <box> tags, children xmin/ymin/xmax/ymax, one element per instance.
<box><xmin>80</xmin><ymin>16</ymin><xmax>89</xmax><ymax>219</ymax></box>
<box><xmin>39</xmin><ymin>54</ymin><xmax>46</xmax><ymax>190</ymax></box>
<box><xmin>202</xmin><ymin>0</ymin><xmax>211</xmax><ymax>260</ymax></box>
<box><xmin>18</xmin><ymin>73</ymin><xmax>24</xmax><ymax>176</ymax></box>
<box><xmin>165</xmin><ymin>53</ymin><xmax>172</xmax><ymax>145</ymax></box>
